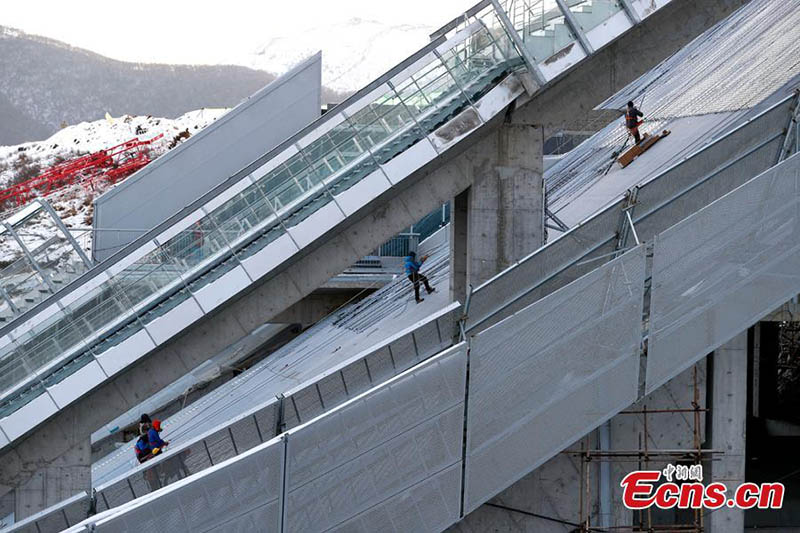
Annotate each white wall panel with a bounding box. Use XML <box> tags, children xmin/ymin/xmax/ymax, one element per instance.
<box><xmin>46</xmin><ymin>360</ymin><xmax>107</xmax><ymax>409</ymax></box>
<box><xmin>192</xmin><ymin>264</ymin><xmax>252</xmax><ymax>314</ymax></box>
<box><xmin>380</xmin><ymin>138</ymin><xmax>438</xmax><ymax>185</ymax></box>
<box><xmin>647</xmin><ymin>154</ymin><xmax>800</xmax><ymax>393</ymax></box>
<box><xmin>537</xmin><ymin>43</ymin><xmax>587</xmax><ymax>81</ymax></box>
<box><xmin>94</xmin><ymin>328</ymin><xmax>157</xmax><ymax>377</ymax></box>
<box><xmin>0</xmin><ymin>393</ymin><xmax>59</xmax><ymax>442</ymax></box>
<box><xmin>333</xmin><ymin>168</ymin><xmax>393</xmax><ymax>216</ymax></box>
<box><xmin>239</xmin><ymin>232</ymin><xmax>299</xmax><ymax>281</ymax></box>
<box><xmin>285</xmin><ymin>201</ymin><xmax>346</xmax><ymax>249</ymax></box>
<box><xmin>144</xmin><ymin>297</ymin><xmax>204</xmax><ymax>346</ymax></box>
<box><xmin>284</xmin><ymin>343</ymin><xmax>467</xmax><ymax>533</ymax></box>
<box><xmin>586</xmin><ymin>9</ymin><xmax>633</xmax><ymax>51</ymax></box>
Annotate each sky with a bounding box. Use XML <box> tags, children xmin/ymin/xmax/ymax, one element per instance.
<box><xmin>1</xmin><ymin>0</ymin><xmax>472</xmax><ymax>67</ymax></box>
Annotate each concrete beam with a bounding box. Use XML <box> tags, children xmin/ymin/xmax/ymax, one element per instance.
<box><xmin>270</xmin><ymin>288</ymin><xmax>371</xmax><ymax>325</ymax></box>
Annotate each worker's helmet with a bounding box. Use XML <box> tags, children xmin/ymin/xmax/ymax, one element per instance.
<box><xmin>153</xmin><ymin>420</ymin><xmax>162</xmax><ymax>432</ymax></box>
<box><xmin>627</xmin><ymin>101</ymin><xmax>634</xmax><ymax>107</ymax></box>
<box><xmin>409</xmin><ymin>251</ymin><xmax>416</xmax><ymax>258</ymax></box>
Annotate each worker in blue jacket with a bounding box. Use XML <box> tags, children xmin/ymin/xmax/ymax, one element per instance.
<box><xmin>404</xmin><ymin>251</ymin><xmax>435</xmax><ymax>303</ymax></box>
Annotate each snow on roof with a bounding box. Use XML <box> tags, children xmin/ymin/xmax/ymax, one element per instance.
<box><xmin>545</xmin><ymin>0</ymin><xmax>800</xmax><ymax>218</ymax></box>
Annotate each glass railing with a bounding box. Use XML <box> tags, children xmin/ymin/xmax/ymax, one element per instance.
<box><xmin>0</xmin><ymin>2</ymin><xmax>527</xmax><ymax>413</ymax></box>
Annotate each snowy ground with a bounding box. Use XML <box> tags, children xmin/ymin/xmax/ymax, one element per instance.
<box><xmin>0</xmin><ymin>109</ymin><xmax>229</xmax><ymax>263</ymax></box>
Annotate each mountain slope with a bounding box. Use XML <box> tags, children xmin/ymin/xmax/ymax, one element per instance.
<box><xmin>0</xmin><ymin>26</ymin><xmax>345</xmax><ymax>146</ymax></box>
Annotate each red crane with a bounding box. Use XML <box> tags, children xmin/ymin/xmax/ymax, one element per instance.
<box><xmin>0</xmin><ymin>134</ymin><xmax>165</xmax><ymax>210</ymax></box>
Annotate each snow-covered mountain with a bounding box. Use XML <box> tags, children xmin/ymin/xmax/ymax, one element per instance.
<box><xmin>244</xmin><ymin>17</ymin><xmax>437</xmax><ymax>93</ymax></box>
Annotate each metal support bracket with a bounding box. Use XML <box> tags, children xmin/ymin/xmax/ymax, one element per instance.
<box><xmin>626</xmin><ymin>210</ymin><xmax>640</xmax><ymax>245</ymax></box>
<box><xmin>615</xmin><ymin>187</ymin><xmax>640</xmax><ymax>254</ymax></box>
<box><xmin>545</xmin><ymin>207</ymin><xmax>570</xmax><ymax>233</ymax></box>
<box><xmin>459</xmin><ymin>284</ymin><xmax>474</xmax><ymax>342</ymax></box>
<box><xmin>490</xmin><ymin>0</ymin><xmax>547</xmax><ymax>89</ymax></box>
<box><xmin>36</xmin><ymin>198</ymin><xmax>93</xmax><ymax>268</ymax></box>
<box><xmin>777</xmin><ymin>89</ymin><xmax>800</xmax><ymax>163</ymax></box>
<box><xmin>555</xmin><ymin>0</ymin><xmax>595</xmax><ymax>56</ymax></box>
<box><xmin>619</xmin><ymin>0</ymin><xmax>641</xmax><ymax>24</ymax></box>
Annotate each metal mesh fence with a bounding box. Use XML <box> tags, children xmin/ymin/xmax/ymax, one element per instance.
<box><xmin>463</xmin><ymin>246</ymin><xmax>646</xmax><ymax>512</ymax></box>
<box><xmin>283</xmin><ymin>343</ymin><xmax>466</xmax><ymax>533</ymax></box>
<box><xmin>81</xmin><ymin>344</ymin><xmax>467</xmax><ymax>533</ymax></box>
<box><xmin>91</xmin><ymin>306</ymin><xmax>459</xmax><ymax>517</ymax></box>
<box><xmin>647</xmin><ymin>153</ymin><xmax>800</xmax><ymax>393</ymax></box>
<box><xmin>90</xmin><ymin>436</ymin><xmax>285</xmax><ymax>533</ymax></box>
<box><xmin>467</xmin><ymin>96</ymin><xmax>793</xmax><ymax>336</ymax></box>
<box><xmin>2</xmin><ymin>492</ymin><xmax>91</xmax><ymax>533</ymax></box>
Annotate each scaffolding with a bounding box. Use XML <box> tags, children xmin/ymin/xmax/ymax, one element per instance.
<box><xmin>565</xmin><ymin>366</ymin><xmax>721</xmax><ymax>533</ymax></box>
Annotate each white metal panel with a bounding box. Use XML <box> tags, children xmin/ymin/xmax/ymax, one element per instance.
<box><xmin>429</xmin><ymin>106</ymin><xmax>483</xmax><ymax>152</ymax></box>
<box><xmin>474</xmin><ymin>74</ymin><xmax>526</xmax><ymax>123</ymax></box>
<box><xmin>380</xmin><ymin>138</ymin><xmax>439</xmax><ymax>185</ymax></box>
<box><xmin>0</xmin><ymin>393</ymin><xmax>59</xmax><ymax>442</ymax></box>
<box><xmin>250</xmin><ymin>144</ymin><xmax>299</xmax><ymax>183</ymax></box>
<box><xmin>333</xmin><ymin>168</ymin><xmax>393</xmax><ymax>216</ymax></box>
<box><xmin>144</xmin><ymin>297</ymin><xmax>204</xmax><ymax>346</ymax></box>
<box><xmin>632</xmin><ymin>0</ymin><xmax>673</xmax><ymax>20</ymax></box>
<box><xmin>94</xmin><ymin>328</ymin><xmax>157</xmax><ymax>377</ymax></box>
<box><xmin>5</xmin><ymin>202</ymin><xmax>41</xmax><ymax>227</ymax></box>
<box><xmin>389</xmin><ymin>51</ymin><xmax>439</xmax><ymax>89</ymax></box>
<box><xmin>465</xmin><ymin>354</ymin><xmax>639</xmax><ymax>513</ymax></box>
<box><xmin>285</xmin><ymin>201</ymin><xmax>346</xmax><ymax>249</ymax></box>
<box><xmin>201</xmin><ymin>174</ymin><xmax>256</xmax><ymax>213</ymax></box>
<box><xmin>463</xmin><ymin>247</ymin><xmax>645</xmax><ymax>512</ymax></box>
<box><xmin>328</xmin><ymin>463</ymin><xmax>462</xmax><ymax>533</ymax></box>
<box><xmin>192</xmin><ymin>264</ymin><xmax>252</xmax><ymax>314</ymax></box>
<box><xmin>296</xmin><ymin>113</ymin><xmax>346</xmax><ymax>150</ymax></box>
<box><xmin>46</xmin><ymin>360</ymin><xmax>107</xmax><ymax>409</ymax></box>
<box><xmin>57</xmin><ymin>272</ymin><xmax>112</xmax><ymax>308</ymax></box>
<box><xmin>8</xmin><ymin>302</ymin><xmax>61</xmax><ymax>341</ymax></box>
<box><xmin>585</xmin><ymin>9</ymin><xmax>633</xmax><ymax>51</ymax></box>
<box><xmin>239</xmin><ymin>231</ymin><xmax>299</xmax><ymax>281</ymax></box>
<box><xmin>284</xmin><ymin>343</ymin><xmax>467</xmax><ymax>533</ymax></box>
<box><xmin>537</xmin><ymin>43</ymin><xmax>588</xmax><ymax>81</ymax></box>
<box><xmin>342</xmin><ymin>83</ymin><xmax>393</xmax><ymax>119</ymax></box>
<box><xmin>0</xmin><ymin>426</ymin><xmax>9</xmax><ymax>447</ymax></box>
<box><xmin>647</xmin><ymin>154</ymin><xmax>800</xmax><ymax>393</ymax></box>
<box><xmin>153</xmin><ymin>207</ymin><xmax>206</xmax><ymax>246</ymax></box>
<box><xmin>105</xmin><ymin>240</ymin><xmax>158</xmax><ymax>277</ymax></box>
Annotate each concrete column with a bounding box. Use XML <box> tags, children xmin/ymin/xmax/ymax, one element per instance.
<box><xmin>449</xmin><ymin>121</ymin><xmax>544</xmax><ymax>298</ymax></box>
<box><xmin>708</xmin><ymin>331</ymin><xmax>748</xmax><ymax>533</ymax></box>
<box><xmin>0</xmin><ymin>436</ymin><xmax>90</xmax><ymax>522</ymax></box>
<box><xmin>470</xmin><ymin>122</ymin><xmax>544</xmax><ymax>287</ymax></box>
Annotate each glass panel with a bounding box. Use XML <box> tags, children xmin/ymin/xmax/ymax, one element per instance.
<box><xmin>0</xmin><ymin>4</ymin><xmax>529</xmax><ymax>410</ymax></box>
<box><xmin>564</xmin><ymin>0</ymin><xmax>624</xmax><ymax>33</ymax></box>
